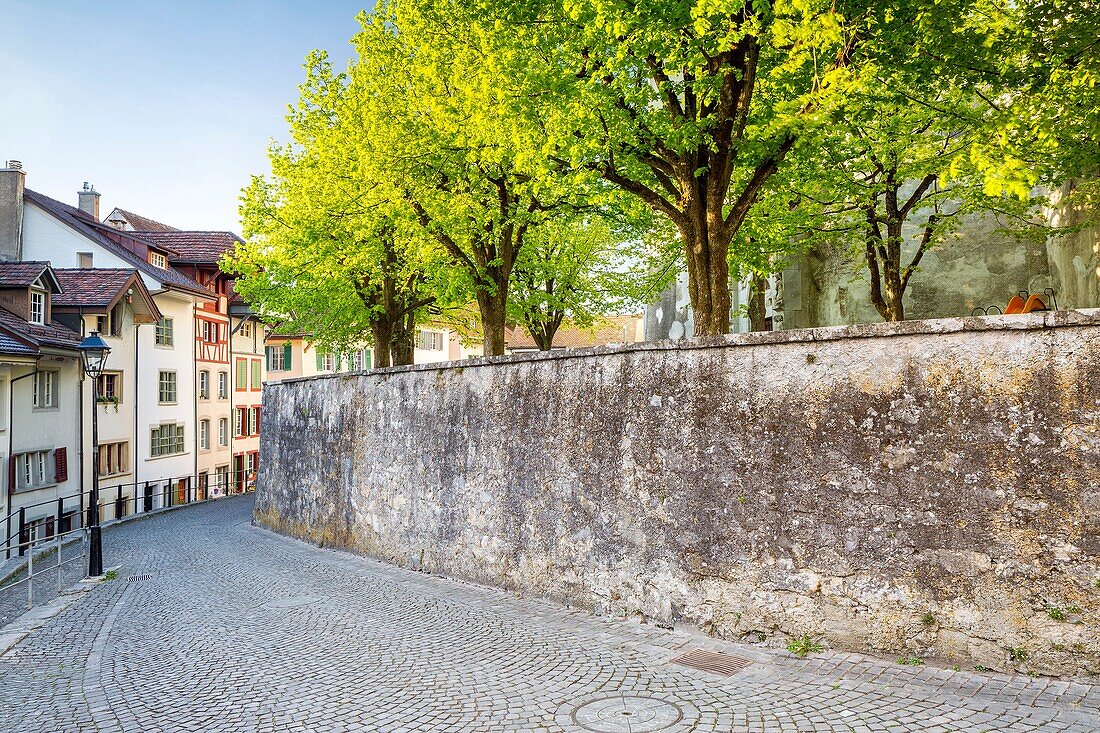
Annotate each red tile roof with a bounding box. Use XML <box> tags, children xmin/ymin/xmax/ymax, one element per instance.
<box><xmin>0</xmin><ymin>261</ymin><xmax>55</xmax><ymax>288</ymax></box>
<box><xmin>53</xmin><ymin>268</ymin><xmax>138</xmax><ymax>307</ymax></box>
<box><xmin>505</xmin><ymin>315</ymin><xmax>643</xmax><ymax>351</ymax></box>
<box><xmin>134</xmin><ymin>231</ymin><xmax>244</xmax><ymax>264</ymax></box>
<box><xmin>0</xmin><ymin>303</ymin><xmax>81</xmax><ymax>350</ymax></box>
<box><xmin>110</xmin><ymin>209</ymin><xmax>178</xmax><ymax>232</ymax></box>
<box><xmin>24</xmin><ymin>189</ymin><xmax>213</xmax><ymax>298</ymax></box>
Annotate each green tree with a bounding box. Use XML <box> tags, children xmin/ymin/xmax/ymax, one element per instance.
<box><xmin>509</xmin><ymin>216</ymin><xmax>668</xmax><ymax>350</ymax></box>
<box><xmin>345</xmin><ymin>7</ymin><xmax>573</xmax><ymax>356</ymax></box>
<box><xmin>228</xmin><ymin>53</ymin><xmax>450</xmax><ymax>367</ymax></box>
<box><xmin>451</xmin><ymin>0</ymin><xmax>871</xmax><ymax>334</ymax></box>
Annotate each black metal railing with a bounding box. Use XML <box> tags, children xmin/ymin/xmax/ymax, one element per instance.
<box><xmin>0</xmin><ymin>473</ymin><xmax>255</xmax><ymax>610</ymax></box>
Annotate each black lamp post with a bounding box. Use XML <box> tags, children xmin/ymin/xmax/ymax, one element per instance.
<box><xmin>78</xmin><ymin>331</ymin><xmax>110</xmax><ymax>577</ymax></box>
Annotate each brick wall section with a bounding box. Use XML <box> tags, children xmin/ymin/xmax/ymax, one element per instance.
<box><xmin>256</xmin><ymin>310</ymin><xmax>1100</xmax><ymax>676</ymax></box>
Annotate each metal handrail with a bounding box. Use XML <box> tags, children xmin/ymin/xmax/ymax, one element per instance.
<box><xmin>3</xmin><ymin>472</ymin><xmax>256</xmax><ymax>556</ymax></box>
<box><xmin>1</xmin><ymin>475</ymin><xmax>255</xmax><ymax>611</ymax></box>
<box><xmin>0</xmin><ymin>525</ymin><xmax>89</xmax><ymax>610</ymax></box>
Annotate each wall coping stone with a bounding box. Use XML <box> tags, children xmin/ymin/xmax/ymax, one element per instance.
<box><xmin>266</xmin><ymin>308</ymin><xmax>1100</xmax><ymax>386</ymax></box>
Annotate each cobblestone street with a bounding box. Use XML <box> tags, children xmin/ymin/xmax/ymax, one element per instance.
<box><xmin>0</xmin><ymin>496</ymin><xmax>1097</xmax><ymax>733</ymax></box>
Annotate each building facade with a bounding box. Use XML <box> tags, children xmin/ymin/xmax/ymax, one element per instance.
<box><xmin>1</xmin><ymin>162</ymin><xmax>259</xmax><ymax>551</ymax></box>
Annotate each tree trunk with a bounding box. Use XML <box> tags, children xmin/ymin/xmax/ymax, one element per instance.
<box><xmin>370</xmin><ymin>321</ymin><xmax>392</xmax><ymax>369</ymax></box>
<box><xmin>747</xmin><ymin>274</ymin><xmax>768</xmax><ymax>332</ymax></box>
<box><xmin>478</xmin><ymin>291</ymin><xmax>508</xmax><ymax>356</ymax></box>
<box><xmin>882</xmin><ymin>265</ymin><xmax>905</xmax><ymax>322</ymax></box>
<box><xmin>680</xmin><ymin>215</ymin><xmax>732</xmax><ymax>337</ymax></box>
<box><xmin>391</xmin><ymin>312</ymin><xmax>415</xmax><ymax>366</ymax></box>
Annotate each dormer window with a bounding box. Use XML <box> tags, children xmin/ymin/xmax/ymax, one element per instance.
<box><xmin>29</xmin><ymin>289</ymin><xmax>46</xmax><ymax>324</ymax></box>
<box><xmin>149</xmin><ymin>251</ymin><xmax>168</xmax><ymax>269</ymax></box>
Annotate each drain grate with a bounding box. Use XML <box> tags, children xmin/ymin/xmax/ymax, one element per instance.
<box><xmin>670</xmin><ymin>648</ymin><xmax>752</xmax><ymax>676</ymax></box>
<box><xmin>126</xmin><ymin>574</ymin><xmax>153</xmax><ymax>583</ymax></box>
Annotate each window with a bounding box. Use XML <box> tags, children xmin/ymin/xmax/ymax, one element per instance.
<box><xmin>96</xmin><ymin>302</ymin><xmax>123</xmax><ymax>337</ymax></box>
<box><xmin>98</xmin><ymin>442</ymin><xmax>128</xmax><ymax>477</ymax></box>
<box><xmin>199</xmin><ymin>419</ymin><xmax>210</xmax><ymax>449</ymax></box>
<box><xmin>218</xmin><ymin>418</ymin><xmax>228</xmax><ymax>446</ymax></box>
<box><xmin>247</xmin><ymin>451</ymin><xmax>258</xmax><ymax>475</ymax></box>
<box><xmin>97</xmin><ymin>372</ymin><xmax>122</xmax><ymax>404</ymax></box>
<box><xmin>150</xmin><ymin>424</ymin><xmax>185</xmax><ymax>457</ymax></box>
<box><xmin>251</xmin><ymin>359</ymin><xmax>261</xmax><ymax>390</ymax></box>
<box><xmin>149</xmin><ymin>251</ymin><xmax>168</xmax><ymax>269</ymax></box>
<box><xmin>235</xmin><ymin>358</ymin><xmax>247</xmax><ymax>390</ymax></box>
<box><xmin>351</xmin><ymin>349</ymin><xmax>372</xmax><ymax>371</ymax></box>
<box><xmin>234</xmin><ymin>408</ymin><xmax>246</xmax><ymax>437</ymax></box>
<box><xmin>215</xmin><ymin>464</ymin><xmax>229</xmax><ymax>490</ymax></box>
<box><xmin>32</xmin><ymin>370</ymin><xmax>58</xmax><ymax>409</ymax></box>
<box><xmin>29</xmin><ymin>290</ymin><xmax>46</xmax><ymax>324</ymax></box>
<box><xmin>218</xmin><ymin>371</ymin><xmax>228</xmax><ymax>399</ymax></box>
<box><xmin>14</xmin><ymin>450</ymin><xmax>57</xmax><ymax>490</ymax></box>
<box><xmin>319</xmin><ymin>351</ymin><xmax>336</xmax><ymax>371</ymax></box>
<box><xmin>78</xmin><ymin>252</ymin><xmax>93</xmax><ymax>268</ymax></box>
<box><xmin>240</xmin><ymin>321</ymin><xmax>252</xmax><ymax>338</ymax></box>
<box><xmin>158</xmin><ymin>371</ymin><xmax>177</xmax><ymax>404</ymax></box>
<box><xmin>417</xmin><ymin>330</ymin><xmax>444</xmax><ymax>351</ymax></box>
<box><xmin>266</xmin><ymin>343</ymin><xmax>290</xmax><ymax>372</ymax></box>
<box><xmin>155</xmin><ymin>317</ymin><xmax>173</xmax><ymax>346</ymax></box>
<box><xmin>247</xmin><ymin>407</ymin><xmax>259</xmax><ymax>436</ymax></box>
<box><xmin>202</xmin><ymin>320</ymin><xmax>219</xmax><ymax>343</ymax></box>
<box><xmin>198</xmin><ymin>371</ymin><xmax>210</xmax><ymax>399</ymax></box>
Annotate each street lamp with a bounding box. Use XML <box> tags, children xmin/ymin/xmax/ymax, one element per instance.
<box><xmin>78</xmin><ymin>331</ymin><xmax>110</xmax><ymax>577</ymax></box>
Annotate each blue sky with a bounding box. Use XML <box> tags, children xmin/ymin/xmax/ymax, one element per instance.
<box><xmin>0</xmin><ymin>1</ymin><xmax>369</xmax><ymax>232</ymax></box>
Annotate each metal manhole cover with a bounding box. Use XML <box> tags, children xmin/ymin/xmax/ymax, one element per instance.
<box><xmin>264</xmin><ymin>595</ymin><xmax>321</xmax><ymax>609</ymax></box>
<box><xmin>560</xmin><ymin>694</ymin><xmax>697</xmax><ymax>733</ymax></box>
<box><xmin>126</xmin><ymin>574</ymin><xmax>153</xmax><ymax>583</ymax></box>
<box><xmin>670</xmin><ymin>648</ymin><xmax>752</xmax><ymax>676</ymax></box>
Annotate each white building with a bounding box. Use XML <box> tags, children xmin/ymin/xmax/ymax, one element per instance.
<box><xmin>11</xmin><ymin>167</ymin><xmax>215</xmax><ymax>509</ymax></box>
<box><xmin>0</xmin><ymin>262</ymin><xmax>84</xmax><ymax>555</ymax></box>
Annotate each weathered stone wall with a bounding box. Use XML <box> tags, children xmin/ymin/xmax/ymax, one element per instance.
<box><xmin>256</xmin><ymin>311</ymin><xmax>1100</xmax><ymax>677</ymax></box>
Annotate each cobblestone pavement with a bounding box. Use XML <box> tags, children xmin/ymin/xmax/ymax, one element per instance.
<box><xmin>1</xmin><ymin>495</ymin><xmax>1097</xmax><ymax>733</ymax></box>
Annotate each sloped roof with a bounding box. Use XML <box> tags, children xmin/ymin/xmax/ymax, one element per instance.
<box><xmin>0</xmin><ymin>332</ymin><xmax>37</xmax><ymax>356</ymax></box>
<box><xmin>506</xmin><ymin>314</ymin><xmax>643</xmax><ymax>351</ymax></box>
<box><xmin>108</xmin><ymin>208</ymin><xmax>178</xmax><ymax>232</ymax></box>
<box><xmin>23</xmin><ymin>189</ymin><xmax>213</xmax><ymax>299</ymax></box>
<box><xmin>134</xmin><ymin>230</ymin><xmax>244</xmax><ymax>264</ymax></box>
<box><xmin>0</xmin><ymin>261</ymin><xmax>62</xmax><ymax>291</ymax></box>
<box><xmin>53</xmin><ymin>268</ymin><xmax>134</xmax><ymax>306</ymax></box>
<box><xmin>0</xmin><ymin>303</ymin><xmax>81</xmax><ymax>351</ymax></box>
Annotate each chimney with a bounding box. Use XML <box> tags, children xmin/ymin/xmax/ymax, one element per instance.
<box><xmin>77</xmin><ymin>181</ymin><xmax>100</xmax><ymax>220</ymax></box>
<box><xmin>0</xmin><ymin>160</ymin><xmax>25</xmax><ymax>262</ymax></box>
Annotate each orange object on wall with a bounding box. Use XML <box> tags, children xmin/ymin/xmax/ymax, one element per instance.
<box><xmin>1004</xmin><ymin>295</ymin><xmax>1025</xmax><ymax>314</ymax></box>
<box><xmin>1022</xmin><ymin>295</ymin><xmax>1047</xmax><ymax>313</ymax></box>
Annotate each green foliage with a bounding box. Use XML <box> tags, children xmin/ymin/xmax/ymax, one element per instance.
<box><xmin>1006</xmin><ymin>646</ymin><xmax>1029</xmax><ymax>663</ymax></box>
<box><xmin>920</xmin><ymin>612</ymin><xmax>937</xmax><ymax>628</ymax></box>
<box><xmin>786</xmin><ymin>635</ymin><xmax>824</xmax><ymax>658</ymax></box>
<box><xmin>1048</xmin><ymin>607</ymin><xmax>1067</xmax><ymax>621</ymax></box>
<box><xmin>897</xmin><ymin>655</ymin><xmax>924</xmax><ymax>666</ymax></box>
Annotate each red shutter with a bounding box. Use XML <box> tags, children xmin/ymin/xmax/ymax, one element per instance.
<box><xmin>54</xmin><ymin>447</ymin><xmax>68</xmax><ymax>483</ymax></box>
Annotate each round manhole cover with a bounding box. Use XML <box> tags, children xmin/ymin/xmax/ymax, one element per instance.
<box><xmin>562</xmin><ymin>694</ymin><xmax>697</xmax><ymax>733</ymax></box>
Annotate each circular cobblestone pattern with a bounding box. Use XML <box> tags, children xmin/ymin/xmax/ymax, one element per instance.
<box><xmin>1</xmin><ymin>496</ymin><xmax>1098</xmax><ymax>733</ymax></box>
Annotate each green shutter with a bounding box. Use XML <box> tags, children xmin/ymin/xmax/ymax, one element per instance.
<box><xmin>364</xmin><ymin>350</ymin><xmax>372</xmax><ymax>369</ymax></box>
<box><xmin>283</xmin><ymin>342</ymin><xmax>292</xmax><ymax>369</ymax></box>
<box><xmin>315</xmin><ymin>349</ymin><xmax>323</xmax><ymax>370</ymax></box>
<box><xmin>264</xmin><ymin>346</ymin><xmax>272</xmax><ymax>369</ymax></box>
<box><xmin>236</xmin><ymin>359</ymin><xmax>246</xmax><ymax>389</ymax></box>
<box><xmin>251</xmin><ymin>359</ymin><xmax>261</xmax><ymax>388</ymax></box>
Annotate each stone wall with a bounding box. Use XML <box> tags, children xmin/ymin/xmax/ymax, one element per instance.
<box><xmin>256</xmin><ymin>311</ymin><xmax>1100</xmax><ymax>677</ymax></box>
